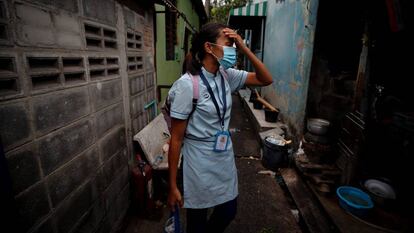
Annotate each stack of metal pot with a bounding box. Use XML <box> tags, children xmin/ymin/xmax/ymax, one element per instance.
<box><xmin>303</xmin><ymin>118</ymin><xmax>332</xmax><ymax>163</ymax></box>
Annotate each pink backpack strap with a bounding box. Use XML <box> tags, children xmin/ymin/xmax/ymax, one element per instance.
<box><xmin>219</xmin><ymin>67</ymin><xmax>228</xmax><ymax>80</ymax></box>
<box><xmin>188</xmin><ymin>72</ymin><xmax>199</xmax><ymax>100</ymax></box>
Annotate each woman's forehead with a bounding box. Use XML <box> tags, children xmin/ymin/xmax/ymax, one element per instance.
<box><xmin>216</xmin><ymin>30</ymin><xmax>232</xmax><ymax>44</ymax></box>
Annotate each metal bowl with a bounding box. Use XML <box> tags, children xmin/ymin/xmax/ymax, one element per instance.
<box><xmin>363</xmin><ymin>179</ymin><xmax>396</xmax><ymax>209</ymax></box>
<box><xmin>307</xmin><ymin>118</ymin><xmax>330</xmax><ymax>135</ymax></box>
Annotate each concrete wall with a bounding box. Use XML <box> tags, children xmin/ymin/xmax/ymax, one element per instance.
<box><xmin>155</xmin><ymin>0</ymin><xmax>202</xmax><ymax>102</ymax></box>
<box><xmin>0</xmin><ymin>0</ymin><xmax>155</xmax><ymax>232</ymax></box>
<box><xmin>123</xmin><ymin>3</ymin><xmax>157</xmax><ymax>138</ymax></box>
<box><xmin>262</xmin><ymin>0</ymin><xmax>319</xmax><ymax>137</ymax></box>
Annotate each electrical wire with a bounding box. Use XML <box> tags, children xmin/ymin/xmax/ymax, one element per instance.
<box><xmin>161</xmin><ymin>0</ymin><xmax>198</xmax><ymax>33</ymax></box>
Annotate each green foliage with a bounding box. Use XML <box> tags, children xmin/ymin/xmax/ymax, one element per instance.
<box><xmin>209</xmin><ymin>0</ymin><xmax>249</xmax><ymax>24</ymax></box>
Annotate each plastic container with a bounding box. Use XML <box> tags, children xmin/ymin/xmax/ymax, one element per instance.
<box><xmin>253</xmin><ymin>99</ymin><xmax>263</xmax><ymax>109</ymax></box>
<box><xmin>262</xmin><ymin>136</ymin><xmax>287</xmax><ymax>171</ymax></box>
<box><xmin>131</xmin><ymin>154</ymin><xmax>154</xmax><ymax>216</ymax></box>
<box><xmin>264</xmin><ymin>108</ymin><xmax>279</xmax><ymax>122</ymax></box>
<box><xmin>164</xmin><ymin>205</ymin><xmax>182</xmax><ymax>233</ymax></box>
<box><xmin>249</xmin><ymin>90</ymin><xmax>258</xmax><ymax>102</ymax></box>
<box><xmin>336</xmin><ymin>186</ymin><xmax>374</xmax><ymax>217</ymax></box>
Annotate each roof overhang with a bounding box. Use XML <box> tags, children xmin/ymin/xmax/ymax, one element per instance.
<box><xmin>230</xmin><ymin>1</ymin><xmax>267</xmax><ymax>17</ymax></box>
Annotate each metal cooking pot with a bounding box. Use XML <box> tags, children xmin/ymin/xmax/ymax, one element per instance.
<box><xmin>362</xmin><ymin>178</ymin><xmax>396</xmax><ymax>209</ymax></box>
<box><xmin>307</xmin><ymin>118</ymin><xmax>330</xmax><ymax>135</ymax></box>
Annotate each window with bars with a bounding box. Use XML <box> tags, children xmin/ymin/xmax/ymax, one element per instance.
<box><xmin>88</xmin><ymin>57</ymin><xmax>119</xmax><ymax>80</ymax></box>
<box><xmin>0</xmin><ymin>56</ymin><xmax>19</xmax><ymax>96</ymax></box>
<box><xmin>26</xmin><ymin>56</ymin><xmax>89</xmax><ymax>91</ymax></box>
<box><xmin>165</xmin><ymin>0</ymin><xmax>177</xmax><ymax>61</ymax></box>
<box><xmin>84</xmin><ymin>22</ymin><xmax>117</xmax><ymax>50</ymax></box>
<box><xmin>0</xmin><ymin>0</ymin><xmax>9</xmax><ymax>44</ymax></box>
<box><xmin>127</xmin><ymin>55</ymin><xmax>143</xmax><ymax>73</ymax></box>
<box><xmin>126</xmin><ymin>30</ymin><xmax>143</xmax><ymax>51</ymax></box>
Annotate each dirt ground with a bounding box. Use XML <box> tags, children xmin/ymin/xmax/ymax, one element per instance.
<box><xmin>122</xmin><ymin>93</ymin><xmax>302</xmax><ymax>233</ymax></box>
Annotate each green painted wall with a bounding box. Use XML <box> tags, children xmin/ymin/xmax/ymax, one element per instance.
<box><xmin>155</xmin><ymin>0</ymin><xmax>202</xmax><ymax>102</ymax></box>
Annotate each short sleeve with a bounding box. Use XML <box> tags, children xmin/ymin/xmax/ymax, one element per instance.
<box><xmin>168</xmin><ymin>75</ymin><xmax>193</xmax><ymax>120</ymax></box>
<box><xmin>225</xmin><ymin>68</ymin><xmax>248</xmax><ymax>93</ymax></box>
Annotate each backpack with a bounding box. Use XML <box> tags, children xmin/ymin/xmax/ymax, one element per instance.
<box><xmin>161</xmin><ymin>69</ymin><xmax>228</xmax><ymax>133</ymax></box>
<box><xmin>161</xmin><ymin>72</ymin><xmax>199</xmax><ymax>133</ymax></box>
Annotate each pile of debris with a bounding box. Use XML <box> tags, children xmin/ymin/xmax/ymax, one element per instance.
<box><xmin>295</xmin><ymin>153</ymin><xmax>340</xmax><ymax>194</ymax></box>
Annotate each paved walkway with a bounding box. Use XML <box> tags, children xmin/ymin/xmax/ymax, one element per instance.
<box><xmin>123</xmin><ymin>93</ymin><xmax>302</xmax><ymax>233</ymax></box>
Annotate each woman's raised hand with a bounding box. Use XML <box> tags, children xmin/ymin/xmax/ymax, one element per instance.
<box><xmin>223</xmin><ymin>28</ymin><xmax>246</xmax><ymax>50</ymax></box>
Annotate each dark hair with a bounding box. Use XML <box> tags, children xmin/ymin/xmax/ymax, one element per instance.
<box><xmin>185</xmin><ymin>22</ymin><xmax>227</xmax><ymax>75</ymax></box>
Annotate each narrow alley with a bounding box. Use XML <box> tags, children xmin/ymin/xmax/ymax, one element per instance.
<box><xmin>1</xmin><ymin>0</ymin><xmax>413</xmax><ymax>233</ymax></box>
<box><xmin>123</xmin><ymin>94</ymin><xmax>302</xmax><ymax>233</ymax></box>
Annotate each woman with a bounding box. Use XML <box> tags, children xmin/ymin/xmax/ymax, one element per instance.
<box><xmin>167</xmin><ymin>22</ymin><xmax>272</xmax><ymax>233</ymax></box>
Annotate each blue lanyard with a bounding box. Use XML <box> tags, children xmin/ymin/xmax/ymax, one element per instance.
<box><xmin>199</xmin><ymin>71</ymin><xmax>227</xmax><ymax>129</ymax></box>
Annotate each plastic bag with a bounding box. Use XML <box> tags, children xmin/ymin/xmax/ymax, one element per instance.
<box><xmin>164</xmin><ymin>205</ymin><xmax>182</xmax><ymax>233</ymax></box>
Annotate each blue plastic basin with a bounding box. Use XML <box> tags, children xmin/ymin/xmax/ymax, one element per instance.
<box><xmin>336</xmin><ymin>186</ymin><xmax>374</xmax><ymax>217</ymax></box>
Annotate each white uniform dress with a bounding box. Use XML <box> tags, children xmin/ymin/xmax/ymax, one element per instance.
<box><xmin>168</xmin><ymin>66</ymin><xmax>247</xmax><ymax>208</ymax></box>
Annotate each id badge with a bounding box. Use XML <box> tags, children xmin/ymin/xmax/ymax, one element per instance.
<box><xmin>213</xmin><ymin>131</ymin><xmax>230</xmax><ymax>152</ymax></box>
